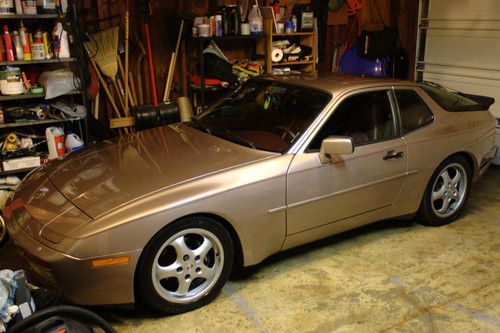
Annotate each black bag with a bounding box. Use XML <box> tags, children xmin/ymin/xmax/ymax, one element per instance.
<box><xmin>358</xmin><ymin>27</ymin><xmax>397</xmax><ymax>58</ymax></box>
<box><xmin>201</xmin><ymin>53</ymin><xmax>239</xmax><ymax>88</ymax></box>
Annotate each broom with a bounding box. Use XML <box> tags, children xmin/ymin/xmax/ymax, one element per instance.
<box><xmin>85</xmin><ymin>27</ymin><xmax>126</xmax><ymax>115</ymax></box>
<box><xmin>85</xmin><ymin>27</ymin><xmax>119</xmax><ymax>81</ymax></box>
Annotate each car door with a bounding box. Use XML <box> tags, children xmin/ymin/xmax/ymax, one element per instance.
<box><xmin>286</xmin><ymin>89</ymin><xmax>407</xmax><ymax>235</ymax></box>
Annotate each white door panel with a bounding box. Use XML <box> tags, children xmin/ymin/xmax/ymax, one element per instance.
<box><xmin>417</xmin><ymin>0</ymin><xmax>500</xmax><ymax>116</ymax></box>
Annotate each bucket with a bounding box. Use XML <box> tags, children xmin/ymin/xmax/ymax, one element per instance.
<box><xmin>65</xmin><ymin>133</ymin><xmax>84</xmax><ymax>153</ymax></box>
<box><xmin>46</xmin><ymin>127</ymin><xmax>65</xmax><ymax>159</ymax></box>
<box><xmin>0</xmin><ymin>67</ymin><xmax>23</xmax><ymax>95</ymax></box>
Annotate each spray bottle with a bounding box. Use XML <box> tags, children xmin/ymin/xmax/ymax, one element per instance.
<box><xmin>12</xmin><ymin>30</ymin><xmax>23</xmax><ymax>60</ymax></box>
<box><xmin>19</xmin><ymin>21</ymin><xmax>31</xmax><ymax>61</ymax></box>
<box><xmin>3</xmin><ymin>25</ymin><xmax>14</xmax><ymax>61</ymax></box>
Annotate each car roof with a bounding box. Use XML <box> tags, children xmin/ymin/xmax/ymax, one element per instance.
<box><xmin>268</xmin><ymin>73</ymin><xmax>418</xmax><ymax>94</ymax></box>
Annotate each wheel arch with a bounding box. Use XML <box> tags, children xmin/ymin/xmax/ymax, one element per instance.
<box><xmin>445</xmin><ymin>151</ymin><xmax>476</xmax><ymax>179</ymax></box>
<box><xmin>133</xmin><ymin>212</ymin><xmax>245</xmax><ymax>296</ymax></box>
<box><xmin>179</xmin><ymin>212</ymin><xmax>245</xmax><ymax>271</ymax></box>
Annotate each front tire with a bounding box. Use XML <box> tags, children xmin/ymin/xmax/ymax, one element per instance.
<box><xmin>136</xmin><ymin>216</ymin><xmax>234</xmax><ymax>314</ymax></box>
<box><xmin>419</xmin><ymin>155</ymin><xmax>472</xmax><ymax>226</ymax></box>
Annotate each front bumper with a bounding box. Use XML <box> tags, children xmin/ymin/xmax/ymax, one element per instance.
<box><xmin>7</xmin><ymin>221</ymin><xmax>141</xmax><ymax>306</ymax></box>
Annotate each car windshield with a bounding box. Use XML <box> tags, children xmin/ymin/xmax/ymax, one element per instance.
<box><xmin>189</xmin><ymin>78</ymin><xmax>331</xmax><ymax>153</ymax></box>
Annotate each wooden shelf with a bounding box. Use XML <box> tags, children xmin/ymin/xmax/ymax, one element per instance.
<box><xmin>261</xmin><ymin>19</ymin><xmax>317</xmax><ymax>75</ymax></box>
<box><xmin>271</xmin><ymin>31</ymin><xmax>315</xmax><ymax>37</ymax></box>
<box><xmin>0</xmin><ymin>117</ymin><xmax>83</xmax><ymax>129</ymax></box>
<box><xmin>192</xmin><ymin>34</ymin><xmax>263</xmax><ymax>41</ymax></box>
<box><xmin>0</xmin><ymin>14</ymin><xmax>59</xmax><ymax>19</ymax></box>
<box><xmin>271</xmin><ymin>60</ymin><xmax>315</xmax><ymax>67</ymax></box>
<box><xmin>0</xmin><ymin>58</ymin><xmax>76</xmax><ymax>66</ymax></box>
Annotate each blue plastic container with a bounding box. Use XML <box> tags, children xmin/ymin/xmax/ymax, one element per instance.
<box><xmin>339</xmin><ymin>45</ymin><xmax>388</xmax><ymax>77</ymax></box>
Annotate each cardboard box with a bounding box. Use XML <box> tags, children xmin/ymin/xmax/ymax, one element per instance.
<box><xmin>2</xmin><ymin>156</ymin><xmax>41</xmax><ymax>172</ymax></box>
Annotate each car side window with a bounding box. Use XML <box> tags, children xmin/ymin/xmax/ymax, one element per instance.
<box><xmin>309</xmin><ymin>90</ymin><xmax>396</xmax><ymax>150</ymax></box>
<box><xmin>395</xmin><ymin>89</ymin><xmax>434</xmax><ymax>135</ymax></box>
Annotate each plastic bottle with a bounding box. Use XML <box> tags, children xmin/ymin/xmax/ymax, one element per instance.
<box><xmin>46</xmin><ymin>126</ymin><xmax>65</xmax><ymax>159</ymax></box>
<box><xmin>248</xmin><ymin>5</ymin><xmax>263</xmax><ymax>35</ymax></box>
<box><xmin>292</xmin><ymin>15</ymin><xmax>297</xmax><ymax>32</ymax></box>
<box><xmin>65</xmin><ymin>132</ymin><xmax>84</xmax><ymax>153</ymax></box>
<box><xmin>3</xmin><ymin>25</ymin><xmax>14</xmax><ymax>61</ymax></box>
<box><xmin>273</xmin><ymin>0</ymin><xmax>281</xmax><ymax>22</ymax></box>
<box><xmin>19</xmin><ymin>22</ymin><xmax>31</xmax><ymax>60</ymax></box>
<box><xmin>14</xmin><ymin>0</ymin><xmax>23</xmax><ymax>14</ymax></box>
<box><xmin>52</xmin><ymin>22</ymin><xmax>70</xmax><ymax>58</ymax></box>
<box><xmin>12</xmin><ymin>30</ymin><xmax>23</xmax><ymax>60</ymax></box>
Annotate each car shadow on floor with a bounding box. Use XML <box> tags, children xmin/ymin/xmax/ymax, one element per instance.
<box><xmin>231</xmin><ymin>217</ymin><xmax>419</xmax><ymax>281</ymax></box>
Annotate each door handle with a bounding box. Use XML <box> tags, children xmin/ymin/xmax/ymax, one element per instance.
<box><xmin>383</xmin><ymin>150</ymin><xmax>404</xmax><ymax>160</ymax></box>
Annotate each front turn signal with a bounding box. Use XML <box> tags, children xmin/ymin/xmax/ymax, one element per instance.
<box><xmin>91</xmin><ymin>255</ymin><xmax>130</xmax><ymax>268</ymax></box>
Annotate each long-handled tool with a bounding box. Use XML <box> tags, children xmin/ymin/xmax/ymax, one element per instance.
<box><xmin>141</xmin><ymin>0</ymin><xmax>158</xmax><ymax>106</ymax></box>
<box><xmin>124</xmin><ymin>0</ymin><xmax>130</xmax><ymax>116</ymax></box>
<box><xmin>163</xmin><ymin>20</ymin><xmax>184</xmax><ymax>102</ymax></box>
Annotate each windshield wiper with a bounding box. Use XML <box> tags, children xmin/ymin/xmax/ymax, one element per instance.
<box><xmin>188</xmin><ymin>117</ymin><xmax>211</xmax><ymax>134</ymax></box>
<box><xmin>213</xmin><ymin>129</ymin><xmax>256</xmax><ymax>149</ymax></box>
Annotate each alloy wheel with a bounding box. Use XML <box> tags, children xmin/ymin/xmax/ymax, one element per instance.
<box><xmin>431</xmin><ymin>163</ymin><xmax>468</xmax><ymax>218</ymax></box>
<box><xmin>151</xmin><ymin>228</ymin><xmax>225</xmax><ymax>304</ymax></box>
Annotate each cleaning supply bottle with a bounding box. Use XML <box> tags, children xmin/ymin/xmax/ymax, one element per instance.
<box><xmin>248</xmin><ymin>4</ymin><xmax>262</xmax><ymax>35</ymax></box>
<box><xmin>46</xmin><ymin>126</ymin><xmax>65</xmax><ymax>159</ymax></box>
<box><xmin>65</xmin><ymin>132</ymin><xmax>84</xmax><ymax>153</ymax></box>
<box><xmin>19</xmin><ymin>21</ymin><xmax>31</xmax><ymax>60</ymax></box>
<box><xmin>52</xmin><ymin>21</ymin><xmax>69</xmax><ymax>58</ymax></box>
<box><xmin>3</xmin><ymin>25</ymin><xmax>14</xmax><ymax>61</ymax></box>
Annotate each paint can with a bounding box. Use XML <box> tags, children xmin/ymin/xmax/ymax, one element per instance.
<box><xmin>0</xmin><ymin>67</ymin><xmax>23</xmax><ymax>95</ymax></box>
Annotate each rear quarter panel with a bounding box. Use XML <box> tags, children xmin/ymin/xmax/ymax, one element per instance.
<box><xmin>393</xmin><ymin>87</ymin><xmax>496</xmax><ymax>215</ymax></box>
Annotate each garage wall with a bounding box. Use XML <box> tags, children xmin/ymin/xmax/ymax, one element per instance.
<box><xmin>417</xmin><ymin>0</ymin><xmax>500</xmax><ymax>116</ymax></box>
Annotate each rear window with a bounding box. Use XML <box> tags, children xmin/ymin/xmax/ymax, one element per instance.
<box><xmin>420</xmin><ymin>83</ymin><xmax>483</xmax><ymax>111</ymax></box>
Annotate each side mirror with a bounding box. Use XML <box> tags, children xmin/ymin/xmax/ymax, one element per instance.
<box><xmin>319</xmin><ymin>136</ymin><xmax>354</xmax><ymax>163</ymax></box>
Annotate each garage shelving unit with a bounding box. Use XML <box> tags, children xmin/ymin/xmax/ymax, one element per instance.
<box><xmin>0</xmin><ymin>12</ymin><xmax>86</xmax><ymax>176</ymax></box>
<box><xmin>258</xmin><ymin>18</ymin><xmax>317</xmax><ymax>75</ymax></box>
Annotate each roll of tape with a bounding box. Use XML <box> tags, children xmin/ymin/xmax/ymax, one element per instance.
<box><xmin>6</xmin><ymin>133</ymin><xmax>17</xmax><ymax>143</ymax></box>
<box><xmin>271</xmin><ymin>48</ymin><xmax>284</xmax><ymax>63</ymax></box>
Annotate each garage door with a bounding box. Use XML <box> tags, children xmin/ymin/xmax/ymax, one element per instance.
<box><xmin>415</xmin><ymin>0</ymin><xmax>500</xmax><ymax>118</ymax></box>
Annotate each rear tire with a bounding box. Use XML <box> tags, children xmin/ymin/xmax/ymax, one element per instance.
<box><xmin>136</xmin><ymin>216</ymin><xmax>234</xmax><ymax>314</ymax></box>
<box><xmin>419</xmin><ymin>156</ymin><xmax>472</xmax><ymax>226</ymax></box>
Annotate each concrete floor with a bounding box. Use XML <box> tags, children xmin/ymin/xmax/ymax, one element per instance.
<box><xmin>1</xmin><ymin>166</ymin><xmax>499</xmax><ymax>332</ymax></box>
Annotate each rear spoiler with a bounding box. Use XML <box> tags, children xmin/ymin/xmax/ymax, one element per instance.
<box><xmin>459</xmin><ymin>93</ymin><xmax>495</xmax><ymax>110</ymax></box>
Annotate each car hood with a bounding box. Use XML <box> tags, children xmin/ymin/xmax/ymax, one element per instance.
<box><xmin>47</xmin><ymin>124</ymin><xmax>277</xmax><ymax>218</ymax></box>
